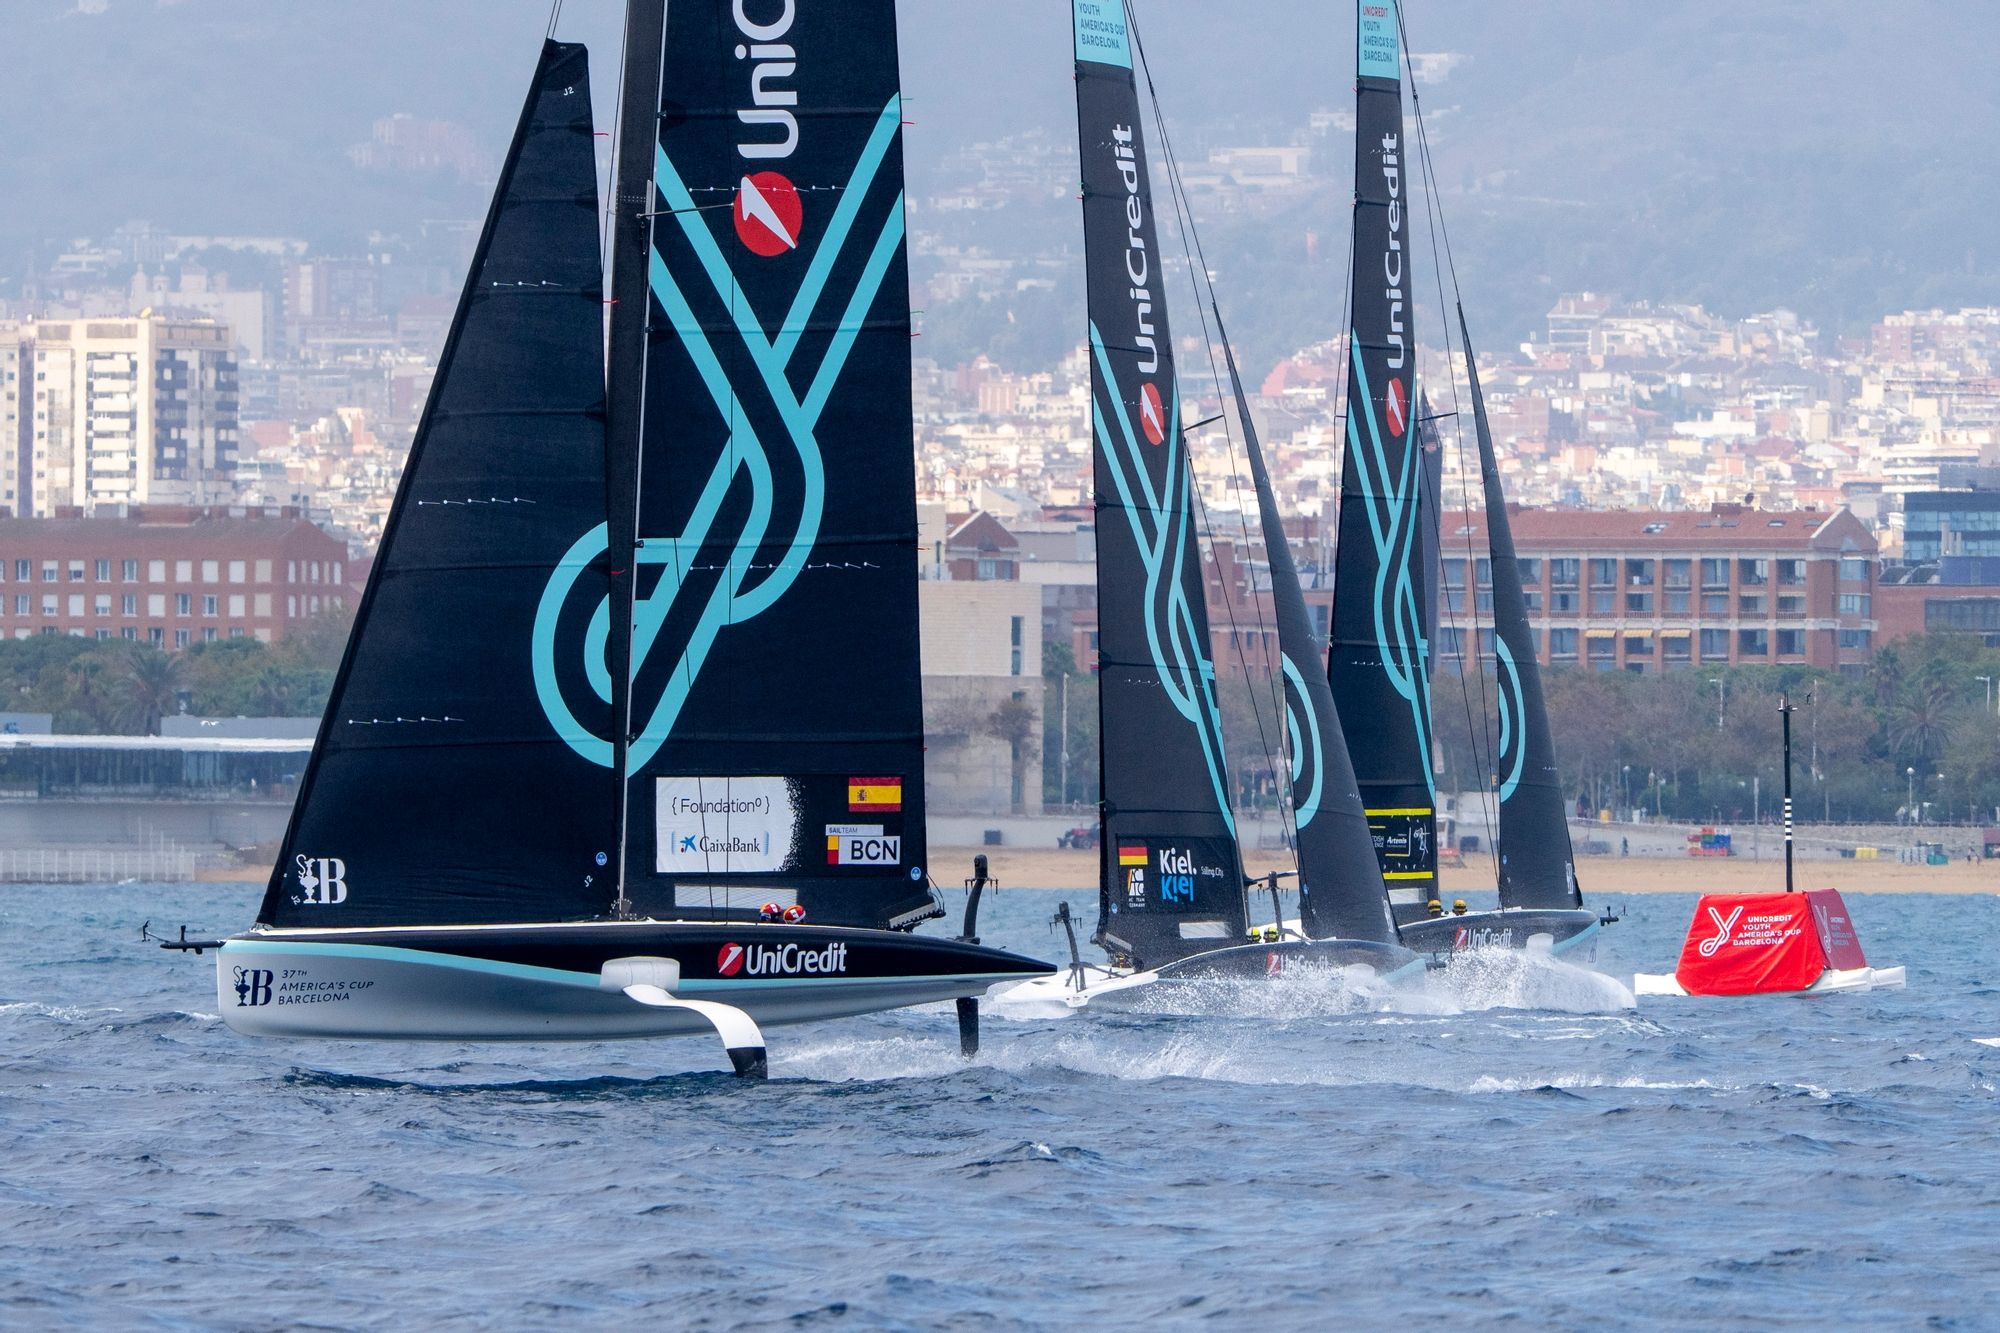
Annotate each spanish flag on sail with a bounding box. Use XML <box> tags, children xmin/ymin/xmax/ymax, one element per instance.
<box><xmin>1117</xmin><ymin>845</ymin><xmax>1147</xmax><ymax>867</ymax></box>
<box><xmin>847</xmin><ymin>777</ymin><xmax>902</xmax><ymax>812</ymax></box>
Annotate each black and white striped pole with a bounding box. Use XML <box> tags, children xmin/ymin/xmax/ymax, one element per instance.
<box><xmin>1778</xmin><ymin>694</ymin><xmax>1797</xmax><ymax>893</ymax></box>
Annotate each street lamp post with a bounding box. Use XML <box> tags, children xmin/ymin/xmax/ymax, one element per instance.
<box><xmin>1907</xmin><ymin>766</ymin><xmax>1917</xmax><ymax>823</ymax></box>
<box><xmin>1710</xmin><ymin>676</ymin><xmax>1727</xmax><ymax>730</ymax></box>
<box><xmin>1978</xmin><ymin>675</ymin><xmax>1994</xmax><ymax>718</ymax></box>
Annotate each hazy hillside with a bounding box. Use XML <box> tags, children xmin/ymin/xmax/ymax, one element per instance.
<box><xmin>5</xmin><ymin>0</ymin><xmax>1995</xmax><ymax>361</ymax></box>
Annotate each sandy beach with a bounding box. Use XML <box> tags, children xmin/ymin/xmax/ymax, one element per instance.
<box><xmin>944</xmin><ymin>846</ymin><xmax>2000</xmax><ymax>896</ymax></box>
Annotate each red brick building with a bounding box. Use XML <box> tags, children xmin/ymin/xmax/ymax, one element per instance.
<box><xmin>1441</xmin><ymin>503</ymin><xmax>1879</xmax><ymax>674</ymax></box>
<box><xmin>0</xmin><ymin>506</ymin><xmax>350</xmax><ymax>647</ymax></box>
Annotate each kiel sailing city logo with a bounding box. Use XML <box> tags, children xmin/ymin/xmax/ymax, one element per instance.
<box><xmin>532</xmin><ymin>11</ymin><xmax>909</xmax><ymax>771</ymax></box>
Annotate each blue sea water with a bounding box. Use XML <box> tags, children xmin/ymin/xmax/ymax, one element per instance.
<box><xmin>2</xmin><ymin>882</ymin><xmax>1996</xmax><ymax>1329</ymax></box>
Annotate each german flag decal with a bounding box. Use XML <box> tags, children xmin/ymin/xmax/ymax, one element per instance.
<box><xmin>847</xmin><ymin>777</ymin><xmax>902</xmax><ymax>812</ymax></box>
<box><xmin>1117</xmin><ymin>844</ymin><xmax>1147</xmax><ymax>867</ymax></box>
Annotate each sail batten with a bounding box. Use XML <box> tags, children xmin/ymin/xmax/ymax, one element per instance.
<box><xmin>259</xmin><ymin>42</ymin><xmax>616</xmax><ymax>929</ymax></box>
<box><xmin>1073</xmin><ymin>0</ymin><xmax>1246</xmax><ymax>967</ymax></box>
<box><xmin>1329</xmin><ymin>0</ymin><xmax>1437</xmax><ymax>921</ymax></box>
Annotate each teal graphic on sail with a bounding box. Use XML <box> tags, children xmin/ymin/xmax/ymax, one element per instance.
<box><xmin>531</xmin><ymin>98</ymin><xmax>906</xmax><ymax>771</ymax></box>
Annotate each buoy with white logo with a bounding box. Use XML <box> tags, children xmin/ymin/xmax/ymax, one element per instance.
<box><xmin>1634</xmin><ymin>698</ymin><xmax>1904</xmax><ymax>997</ymax></box>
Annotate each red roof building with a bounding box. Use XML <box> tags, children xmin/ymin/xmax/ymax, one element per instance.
<box><xmin>0</xmin><ymin>506</ymin><xmax>351</xmax><ymax>647</ymax></box>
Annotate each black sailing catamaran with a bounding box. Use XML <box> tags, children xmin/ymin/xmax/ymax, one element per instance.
<box><xmin>1008</xmin><ymin>0</ymin><xmax>1418</xmax><ymax>1008</ymax></box>
<box><xmin>168</xmin><ymin>7</ymin><xmax>1049</xmax><ymax>1074</ymax></box>
<box><xmin>1328</xmin><ymin>0</ymin><xmax>1603</xmax><ymax>958</ymax></box>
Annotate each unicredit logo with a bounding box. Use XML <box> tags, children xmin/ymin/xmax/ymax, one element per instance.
<box><xmin>1385</xmin><ymin>375</ymin><xmax>1407</xmax><ymax>438</ymax></box>
<box><xmin>735</xmin><ymin>171</ymin><xmax>802</xmax><ymax>256</ymax></box>
<box><xmin>1139</xmin><ymin>382</ymin><xmax>1166</xmax><ymax>445</ymax></box>
<box><xmin>716</xmin><ymin>940</ymin><xmax>850</xmax><ymax>978</ymax></box>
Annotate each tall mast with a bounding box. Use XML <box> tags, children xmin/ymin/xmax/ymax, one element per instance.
<box><xmin>1329</xmin><ymin>0</ymin><xmax>1435</xmax><ymax>924</ymax></box>
<box><xmin>1072</xmin><ymin>0</ymin><xmax>1245</xmax><ymax>966</ymax></box>
<box><xmin>604</xmin><ymin>0</ymin><xmax>667</xmax><ymax>915</ymax></box>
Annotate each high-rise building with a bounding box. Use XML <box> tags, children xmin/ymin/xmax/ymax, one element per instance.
<box><xmin>5</xmin><ymin>316</ymin><xmax>239</xmax><ymax>516</ymax></box>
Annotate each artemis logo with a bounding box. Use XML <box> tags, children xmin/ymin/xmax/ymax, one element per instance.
<box><xmin>1698</xmin><ymin>904</ymin><xmax>1745</xmax><ymax>957</ymax></box>
<box><xmin>1385</xmin><ymin>375</ymin><xmax>1408</xmax><ymax>438</ymax></box>
<box><xmin>1139</xmin><ymin>382</ymin><xmax>1166</xmax><ymax>446</ymax></box>
<box><xmin>717</xmin><ymin>940</ymin><xmax>849</xmax><ymax>977</ymax></box>
<box><xmin>735</xmin><ymin>172</ymin><xmax>802</xmax><ymax>256</ymax></box>
<box><xmin>293</xmin><ymin>855</ymin><xmax>347</xmax><ymax>906</ymax></box>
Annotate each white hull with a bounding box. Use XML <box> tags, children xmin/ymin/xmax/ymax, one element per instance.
<box><xmin>217</xmin><ymin>927</ymin><xmax>1041</xmax><ymax>1042</ymax></box>
<box><xmin>1632</xmin><ymin>965</ymin><xmax>1907</xmax><ymax>998</ymax></box>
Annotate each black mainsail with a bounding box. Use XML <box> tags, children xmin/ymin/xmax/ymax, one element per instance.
<box><xmin>261</xmin><ymin>42</ymin><xmax>616</xmax><ymax>929</ymax></box>
<box><xmin>599</xmin><ymin>0</ymin><xmax>935</xmax><ymax>930</ymax></box>
<box><xmin>1218</xmin><ymin>312</ymin><xmax>1397</xmax><ymax>944</ymax></box>
<box><xmin>1328</xmin><ymin>0</ymin><xmax>1436</xmax><ymax>924</ymax></box>
<box><xmin>1073</xmin><ymin>0</ymin><xmax>1246</xmax><ymax>967</ymax></box>
<box><xmin>1461</xmin><ymin>308</ymin><xmax>1583</xmax><ymax>909</ymax></box>
<box><xmin>207</xmin><ymin>13</ymin><xmax>1051</xmax><ymax>1068</ymax></box>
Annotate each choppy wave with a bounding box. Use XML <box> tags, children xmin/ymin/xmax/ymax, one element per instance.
<box><xmin>3</xmin><ymin>881</ymin><xmax>1996</xmax><ymax>1327</ymax></box>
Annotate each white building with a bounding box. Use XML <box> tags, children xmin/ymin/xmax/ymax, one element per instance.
<box><xmin>6</xmin><ymin>316</ymin><xmax>239</xmax><ymax>516</ymax></box>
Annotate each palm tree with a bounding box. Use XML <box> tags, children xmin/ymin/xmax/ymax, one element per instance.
<box><xmin>115</xmin><ymin>649</ymin><xmax>184</xmax><ymax>736</ymax></box>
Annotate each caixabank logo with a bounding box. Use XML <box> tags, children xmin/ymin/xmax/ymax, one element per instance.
<box><xmin>717</xmin><ymin>941</ymin><xmax>850</xmax><ymax>978</ymax></box>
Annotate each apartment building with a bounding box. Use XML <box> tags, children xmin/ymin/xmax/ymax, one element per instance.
<box><xmin>3</xmin><ymin>316</ymin><xmax>239</xmax><ymax>517</ymax></box>
<box><xmin>1437</xmin><ymin>504</ymin><xmax>1880</xmax><ymax>674</ymax></box>
<box><xmin>0</xmin><ymin>506</ymin><xmax>348</xmax><ymax>646</ymax></box>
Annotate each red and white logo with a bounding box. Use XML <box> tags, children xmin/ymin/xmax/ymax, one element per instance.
<box><xmin>1385</xmin><ymin>376</ymin><xmax>1408</xmax><ymax>438</ymax></box>
<box><xmin>1139</xmin><ymin>381</ymin><xmax>1166</xmax><ymax>446</ymax></box>
<box><xmin>734</xmin><ymin>172</ymin><xmax>802</xmax><ymax>257</ymax></box>
<box><xmin>717</xmin><ymin>942</ymin><xmax>746</xmax><ymax>977</ymax></box>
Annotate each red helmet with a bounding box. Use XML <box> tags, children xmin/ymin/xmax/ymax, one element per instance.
<box><xmin>781</xmin><ymin>904</ymin><xmax>807</xmax><ymax>924</ymax></box>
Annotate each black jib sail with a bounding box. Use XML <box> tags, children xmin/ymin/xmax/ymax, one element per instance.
<box><xmin>1328</xmin><ymin>0</ymin><xmax>1436</xmax><ymax>923</ymax></box>
<box><xmin>259</xmin><ymin>42</ymin><xmax>616</xmax><ymax>929</ymax></box>
<box><xmin>1461</xmin><ymin>307</ymin><xmax>1583</xmax><ymax>909</ymax></box>
<box><xmin>590</xmin><ymin>0</ymin><xmax>935</xmax><ymax>930</ymax></box>
<box><xmin>1073</xmin><ymin>0</ymin><xmax>1246</xmax><ymax>967</ymax></box>
<box><xmin>1217</xmin><ymin>311</ymin><xmax>1397</xmax><ymax>944</ymax></box>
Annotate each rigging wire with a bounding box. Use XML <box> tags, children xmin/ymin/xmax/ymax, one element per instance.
<box><xmin>1124</xmin><ymin>0</ymin><xmax>1299</xmax><ymax>886</ymax></box>
<box><xmin>544</xmin><ymin>0</ymin><xmax>565</xmax><ymax>41</ymax></box>
<box><xmin>1397</xmin><ymin>0</ymin><xmax>1505</xmax><ymax>884</ymax></box>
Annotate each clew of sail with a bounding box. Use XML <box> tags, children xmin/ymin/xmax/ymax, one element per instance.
<box><xmin>260</xmin><ymin>42</ymin><xmax>616</xmax><ymax>929</ymax></box>
<box><xmin>594</xmin><ymin>1</ymin><xmax>934</xmax><ymax>931</ymax></box>
<box><xmin>1461</xmin><ymin>308</ymin><xmax>1583</xmax><ymax>909</ymax></box>
<box><xmin>1216</xmin><ymin>309</ymin><xmax>1398</xmax><ymax>944</ymax></box>
<box><xmin>1072</xmin><ymin>0</ymin><xmax>1246</xmax><ymax>967</ymax></box>
<box><xmin>1329</xmin><ymin>0</ymin><xmax>1436</xmax><ymax>922</ymax></box>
